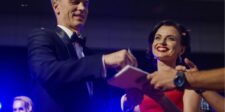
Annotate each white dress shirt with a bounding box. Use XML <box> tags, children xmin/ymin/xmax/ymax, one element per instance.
<box><xmin>57</xmin><ymin>25</ymin><xmax>107</xmax><ymax>96</ymax></box>
<box><xmin>58</xmin><ymin>25</ymin><xmax>94</xmax><ymax>96</ymax></box>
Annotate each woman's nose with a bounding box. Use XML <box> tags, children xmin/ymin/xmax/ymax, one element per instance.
<box><xmin>159</xmin><ymin>38</ymin><xmax>167</xmax><ymax>45</ymax></box>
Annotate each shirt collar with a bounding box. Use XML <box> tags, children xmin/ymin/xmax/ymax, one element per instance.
<box><xmin>57</xmin><ymin>25</ymin><xmax>73</xmax><ymax>39</ymax></box>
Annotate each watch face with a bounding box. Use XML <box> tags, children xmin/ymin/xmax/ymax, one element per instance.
<box><xmin>176</xmin><ymin>76</ymin><xmax>184</xmax><ymax>87</ymax></box>
<box><xmin>174</xmin><ymin>72</ymin><xmax>185</xmax><ymax>88</ymax></box>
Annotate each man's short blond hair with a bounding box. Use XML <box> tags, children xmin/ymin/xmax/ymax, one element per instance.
<box><xmin>14</xmin><ymin>96</ymin><xmax>33</xmax><ymax>112</ymax></box>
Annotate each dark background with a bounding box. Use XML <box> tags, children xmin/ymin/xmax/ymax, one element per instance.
<box><xmin>0</xmin><ymin>0</ymin><xmax>224</xmax><ymax>111</ymax></box>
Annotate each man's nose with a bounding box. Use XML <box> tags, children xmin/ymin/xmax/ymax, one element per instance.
<box><xmin>77</xmin><ymin>2</ymin><xmax>86</xmax><ymax>11</ymax></box>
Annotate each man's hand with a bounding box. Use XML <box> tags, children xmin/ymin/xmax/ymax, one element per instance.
<box><xmin>176</xmin><ymin>58</ymin><xmax>198</xmax><ymax>72</ymax></box>
<box><xmin>147</xmin><ymin>58</ymin><xmax>198</xmax><ymax>91</ymax></box>
<box><xmin>103</xmin><ymin>49</ymin><xmax>138</xmax><ymax>70</ymax></box>
<box><xmin>147</xmin><ymin>70</ymin><xmax>177</xmax><ymax>91</ymax></box>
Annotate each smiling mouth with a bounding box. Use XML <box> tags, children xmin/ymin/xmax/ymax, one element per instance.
<box><xmin>156</xmin><ymin>46</ymin><xmax>169</xmax><ymax>52</ymax></box>
<box><xmin>74</xmin><ymin>15</ymin><xmax>84</xmax><ymax>19</ymax></box>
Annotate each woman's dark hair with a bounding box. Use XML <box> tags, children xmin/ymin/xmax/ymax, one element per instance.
<box><xmin>147</xmin><ymin>20</ymin><xmax>191</xmax><ymax>65</ymax></box>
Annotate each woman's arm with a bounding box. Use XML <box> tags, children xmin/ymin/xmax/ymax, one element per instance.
<box><xmin>183</xmin><ymin>89</ymin><xmax>201</xmax><ymax>112</ymax></box>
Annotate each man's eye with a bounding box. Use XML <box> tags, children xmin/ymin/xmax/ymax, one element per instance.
<box><xmin>19</xmin><ymin>107</ymin><xmax>25</xmax><ymax>110</ymax></box>
<box><xmin>70</xmin><ymin>0</ymin><xmax>80</xmax><ymax>4</ymax></box>
<box><xmin>83</xmin><ymin>1</ymin><xmax>89</xmax><ymax>7</ymax></box>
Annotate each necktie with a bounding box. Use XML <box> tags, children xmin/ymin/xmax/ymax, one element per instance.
<box><xmin>71</xmin><ymin>33</ymin><xmax>86</xmax><ymax>47</ymax></box>
<box><xmin>71</xmin><ymin>33</ymin><xmax>93</xmax><ymax>96</ymax></box>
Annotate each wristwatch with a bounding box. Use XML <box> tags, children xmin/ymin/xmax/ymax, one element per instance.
<box><xmin>173</xmin><ymin>71</ymin><xmax>187</xmax><ymax>90</ymax></box>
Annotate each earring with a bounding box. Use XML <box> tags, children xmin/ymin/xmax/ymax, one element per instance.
<box><xmin>179</xmin><ymin>55</ymin><xmax>182</xmax><ymax>64</ymax></box>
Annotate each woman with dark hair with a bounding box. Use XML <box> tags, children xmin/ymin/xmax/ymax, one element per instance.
<box><xmin>147</xmin><ymin>20</ymin><xmax>191</xmax><ymax>64</ymax></box>
<box><xmin>121</xmin><ymin>20</ymin><xmax>201</xmax><ymax>112</ymax></box>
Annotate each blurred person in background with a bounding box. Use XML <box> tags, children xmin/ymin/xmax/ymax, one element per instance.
<box><xmin>13</xmin><ymin>96</ymin><xmax>32</xmax><ymax>112</ymax></box>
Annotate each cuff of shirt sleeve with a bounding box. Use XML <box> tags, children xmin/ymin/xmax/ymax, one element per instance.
<box><xmin>121</xmin><ymin>94</ymin><xmax>127</xmax><ymax>111</ymax></box>
<box><xmin>102</xmin><ymin>56</ymin><xmax>107</xmax><ymax>78</ymax></box>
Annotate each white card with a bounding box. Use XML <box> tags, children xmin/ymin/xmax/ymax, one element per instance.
<box><xmin>107</xmin><ymin>65</ymin><xmax>148</xmax><ymax>90</ymax></box>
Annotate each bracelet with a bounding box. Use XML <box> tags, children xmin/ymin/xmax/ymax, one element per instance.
<box><xmin>195</xmin><ymin>89</ymin><xmax>205</xmax><ymax>95</ymax></box>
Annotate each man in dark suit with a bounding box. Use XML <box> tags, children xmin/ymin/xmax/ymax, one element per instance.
<box><xmin>27</xmin><ymin>0</ymin><xmax>137</xmax><ymax>111</ymax></box>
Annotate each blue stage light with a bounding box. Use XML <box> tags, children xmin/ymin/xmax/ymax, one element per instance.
<box><xmin>0</xmin><ymin>101</ymin><xmax>2</xmax><ymax>110</ymax></box>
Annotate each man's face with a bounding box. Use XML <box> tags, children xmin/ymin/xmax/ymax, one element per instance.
<box><xmin>53</xmin><ymin>0</ymin><xmax>89</xmax><ymax>31</ymax></box>
<box><xmin>12</xmin><ymin>100</ymin><xmax>28</xmax><ymax>112</ymax></box>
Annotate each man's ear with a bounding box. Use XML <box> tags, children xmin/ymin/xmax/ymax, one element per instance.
<box><xmin>28</xmin><ymin>106</ymin><xmax>32</xmax><ymax>112</ymax></box>
<box><xmin>52</xmin><ymin>1</ymin><xmax>60</xmax><ymax>15</ymax></box>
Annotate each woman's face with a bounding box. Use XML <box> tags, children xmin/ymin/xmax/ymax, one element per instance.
<box><xmin>152</xmin><ymin>25</ymin><xmax>184</xmax><ymax>62</ymax></box>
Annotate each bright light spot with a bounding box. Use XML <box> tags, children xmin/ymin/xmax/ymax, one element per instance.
<box><xmin>0</xmin><ymin>101</ymin><xmax>2</xmax><ymax>109</ymax></box>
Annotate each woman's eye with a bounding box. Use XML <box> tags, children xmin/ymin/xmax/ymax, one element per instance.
<box><xmin>154</xmin><ymin>36</ymin><xmax>160</xmax><ymax>40</ymax></box>
<box><xmin>167</xmin><ymin>36</ymin><xmax>176</xmax><ymax>41</ymax></box>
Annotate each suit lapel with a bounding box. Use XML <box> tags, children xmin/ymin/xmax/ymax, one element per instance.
<box><xmin>55</xmin><ymin>27</ymin><xmax>78</xmax><ymax>59</ymax></box>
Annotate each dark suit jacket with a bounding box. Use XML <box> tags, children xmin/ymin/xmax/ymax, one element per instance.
<box><xmin>28</xmin><ymin>27</ymin><xmax>109</xmax><ymax>112</ymax></box>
